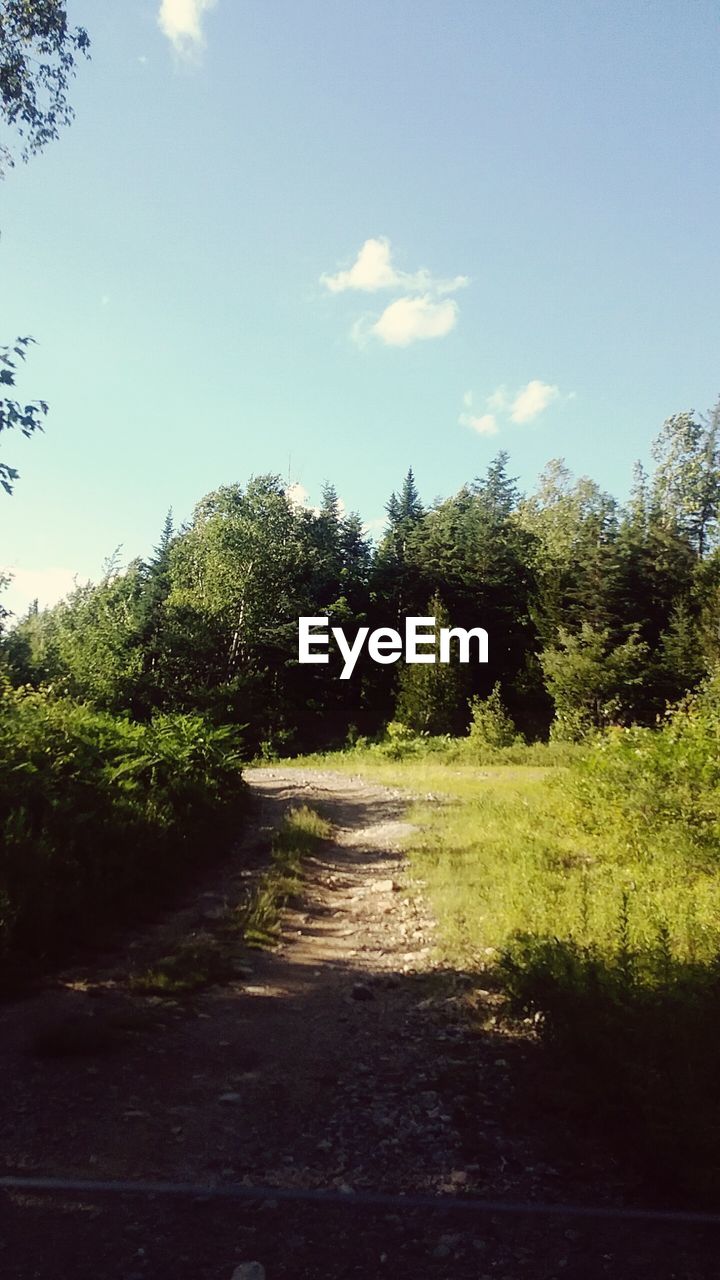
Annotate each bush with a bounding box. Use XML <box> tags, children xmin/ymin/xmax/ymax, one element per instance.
<box><xmin>0</xmin><ymin>683</ymin><xmax>246</xmax><ymax>969</ymax></box>
<box><xmin>468</xmin><ymin>683</ymin><xmax>517</xmax><ymax>749</ymax></box>
<box><xmin>502</xmin><ymin>934</ymin><xmax>720</xmax><ymax>1200</ymax></box>
<box><xmin>496</xmin><ymin>669</ymin><xmax>720</xmax><ymax>1197</ymax></box>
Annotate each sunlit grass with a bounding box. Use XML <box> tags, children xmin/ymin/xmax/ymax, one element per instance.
<box><xmin>276</xmin><ymin>744</ymin><xmax>720</xmax><ymax>1195</ymax></box>
<box><xmin>131</xmin><ymin>806</ymin><xmax>332</xmax><ymax>989</ymax></box>
<box><xmin>279</xmin><ymin>750</ymin><xmax>720</xmax><ymax>968</ymax></box>
<box><xmin>242</xmin><ymin>804</ymin><xmax>331</xmax><ymax>945</ymax></box>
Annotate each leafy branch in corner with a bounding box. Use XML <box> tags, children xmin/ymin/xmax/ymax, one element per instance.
<box><xmin>0</xmin><ymin>336</ymin><xmax>48</xmax><ymax>494</ymax></box>
<box><xmin>0</xmin><ymin>0</ymin><xmax>90</xmax><ymax>173</ymax></box>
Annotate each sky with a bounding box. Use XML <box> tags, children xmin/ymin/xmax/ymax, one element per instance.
<box><xmin>1</xmin><ymin>0</ymin><xmax>719</xmax><ymax>616</ymax></box>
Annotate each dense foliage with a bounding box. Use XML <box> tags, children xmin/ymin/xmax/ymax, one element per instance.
<box><xmin>501</xmin><ymin>674</ymin><xmax>720</xmax><ymax>1198</ymax></box>
<box><xmin>315</xmin><ymin>671</ymin><xmax>720</xmax><ymax>1197</ymax></box>
<box><xmin>0</xmin><ymin>680</ymin><xmax>245</xmax><ymax>970</ymax></box>
<box><xmin>4</xmin><ymin>401</ymin><xmax>720</xmax><ymax>752</ymax></box>
<box><xmin>0</xmin><ymin>0</ymin><xmax>90</xmax><ymax>171</ymax></box>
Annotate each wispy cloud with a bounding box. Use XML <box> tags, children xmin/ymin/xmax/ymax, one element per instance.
<box><xmin>459</xmin><ymin>411</ymin><xmax>499</xmax><ymax>437</ymax></box>
<box><xmin>321</xmin><ymin>237</ymin><xmax>468</xmax><ymax>297</ymax></box>
<box><xmin>510</xmin><ymin>379</ymin><xmax>560</xmax><ymax>423</ymax></box>
<box><xmin>460</xmin><ymin>379</ymin><xmax>570</xmax><ymax>438</ymax></box>
<box><xmin>486</xmin><ymin>385</ymin><xmax>510</xmax><ymax>413</ymax></box>
<box><xmin>158</xmin><ymin>0</ymin><xmax>217</xmax><ymax>55</ymax></box>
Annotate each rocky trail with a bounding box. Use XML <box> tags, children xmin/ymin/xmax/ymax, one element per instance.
<box><xmin>0</xmin><ymin>768</ymin><xmax>716</xmax><ymax>1278</ymax></box>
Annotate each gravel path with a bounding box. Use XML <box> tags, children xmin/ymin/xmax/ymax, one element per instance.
<box><xmin>0</xmin><ymin>767</ymin><xmax>716</xmax><ymax>1278</ymax></box>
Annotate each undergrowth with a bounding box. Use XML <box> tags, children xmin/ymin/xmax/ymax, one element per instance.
<box><xmin>281</xmin><ymin>674</ymin><xmax>720</xmax><ymax>1199</ymax></box>
<box><xmin>241</xmin><ymin>804</ymin><xmax>331</xmax><ymax>945</ymax></box>
<box><xmin>131</xmin><ymin>805</ymin><xmax>331</xmax><ymax>993</ymax></box>
<box><xmin>0</xmin><ymin>682</ymin><xmax>246</xmax><ymax>974</ymax></box>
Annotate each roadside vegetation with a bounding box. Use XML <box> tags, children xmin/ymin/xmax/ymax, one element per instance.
<box><xmin>286</xmin><ymin>673</ymin><xmax>720</xmax><ymax>1200</ymax></box>
<box><xmin>0</xmin><ymin>679</ymin><xmax>246</xmax><ymax>976</ymax></box>
<box><xmin>130</xmin><ymin>805</ymin><xmax>330</xmax><ymax>994</ymax></box>
<box><xmin>241</xmin><ymin>804</ymin><xmax>332</xmax><ymax>947</ymax></box>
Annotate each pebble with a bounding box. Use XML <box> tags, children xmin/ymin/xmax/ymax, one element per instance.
<box><xmin>372</xmin><ymin>879</ymin><xmax>399</xmax><ymax>893</ymax></box>
<box><xmin>231</xmin><ymin>1266</ymin><xmax>266</xmax><ymax>1280</ymax></box>
<box><xmin>351</xmin><ymin>982</ymin><xmax>374</xmax><ymax>1001</ymax></box>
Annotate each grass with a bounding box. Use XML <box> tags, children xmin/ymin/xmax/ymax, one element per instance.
<box><xmin>130</xmin><ymin>805</ymin><xmax>331</xmax><ymax>993</ymax></box>
<box><xmin>129</xmin><ymin>934</ymin><xmax>238</xmax><ymax>995</ymax></box>
<box><xmin>0</xmin><ymin>685</ymin><xmax>247</xmax><ymax>973</ymax></box>
<box><xmin>273</xmin><ymin>738</ymin><xmax>720</xmax><ymax>1201</ymax></box>
<box><xmin>276</xmin><ymin>751</ymin><xmax>581</xmax><ymax>959</ymax></box>
<box><xmin>241</xmin><ymin>804</ymin><xmax>331</xmax><ymax>946</ymax></box>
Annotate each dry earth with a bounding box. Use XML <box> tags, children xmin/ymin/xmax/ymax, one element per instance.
<box><xmin>0</xmin><ymin>767</ymin><xmax>716</xmax><ymax>1278</ymax></box>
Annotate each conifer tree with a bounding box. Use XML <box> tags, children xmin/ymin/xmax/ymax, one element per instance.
<box><xmin>394</xmin><ymin>595</ymin><xmax>464</xmax><ymax>735</ymax></box>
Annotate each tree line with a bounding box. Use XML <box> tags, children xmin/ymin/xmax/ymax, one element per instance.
<box><xmin>3</xmin><ymin>402</ymin><xmax>720</xmax><ymax>755</ymax></box>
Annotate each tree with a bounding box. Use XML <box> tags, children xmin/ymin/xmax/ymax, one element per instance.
<box><xmin>395</xmin><ymin>595</ymin><xmax>464</xmax><ymax>735</ymax></box>
<box><xmin>540</xmin><ymin>623</ymin><xmax>649</xmax><ymax>740</ymax></box>
<box><xmin>1</xmin><ymin>3</ymin><xmax>90</xmax><ymax>490</ymax></box>
<box><xmin>651</xmin><ymin>406</ymin><xmax>720</xmax><ymax>560</ymax></box>
<box><xmin>468</xmin><ymin>682</ymin><xmax>517</xmax><ymax>749</ymax></box>
<box><xmin>373</xmin><ymin>467</ymin><xmax>425</xmax><ymax>622</ymax></box>
<box><xmin>0</xmin><ymin>0</ymin><xmax>90</xmax><ymax>172</ymax></box>
<box><xmin>0</xmin><ymin>337</ymin><xmax>48</xmax><ymax>493</ymax></box>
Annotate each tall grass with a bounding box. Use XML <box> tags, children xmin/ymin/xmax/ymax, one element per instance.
<box><xmin>0</xmin><ymin>682</ymin><xmax>246</xmax><ymax>971</ymax></box>
<box><xmin>284</xmin><ymin>679</ymin><xmax>720</xmax><ymax>1198</ymax></box>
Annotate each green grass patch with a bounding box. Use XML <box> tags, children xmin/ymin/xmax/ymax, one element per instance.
<box><xmin>129</xmin><ymin>934</ymin><xmax>238</xmax><ymax>995</ymax></box>
<box><xmin>130</xmin><ymin>806</ymin><xmax>332</xmax><ymax>990</ymax></box>
<box><xmin>281</xmin><ymin>710</ymin><xmax>720</xmax><ymax>1200</ymax></box>
<box><xmin>241</xmin><ymin>805</ymin><xmax>331</xmax><ymax>946</ymax></box>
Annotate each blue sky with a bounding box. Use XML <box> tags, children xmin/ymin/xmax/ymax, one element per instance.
<box><xmin>1</xmin><ymin>0</ymin><xmax>719</xmax><ymax>615</ymax></box>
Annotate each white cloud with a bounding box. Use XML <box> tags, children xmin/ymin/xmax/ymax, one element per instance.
<box><xmin>286</xmin><ymin>482</ymin><xmax>310</xmax><ymax>508</ymax></box>
<box><xmin>486</xmin><ymin>385</ymin><xmax>509</xmax><ymax>413</ymax></box>
<box><xmin>286</xmin><ymin>483</ymin><xmax>347</xmax><ymax>518</ymax></box>
<box><xmin>510</xmin><ymin>379</ymin><xmax>560</xmax><ymax>424</ymax></box>
<box><xmin>158</xmin><ymin>0</ymin><xmax>216</xmax><ymax>54</ymax></box>
<box><xmin>1</xmin><ymin>567</ymin><xmax>87</xmax><ymax>618</ymax></box>
<box><xmin>362</xmin><ymin>515</ymin><xmax>388</xmax><ymax>537</ymax></box>
<box><xmin>371</xmin><ymin>295</ymin><xmax>458</xmax><ymax>347</ymax></box>
<box><xmin>323</xmin><ymin>237</ymin><xmax>467</xmax><ymax>348</ymax></box>
<box><xmin>459</xmin><ymin>411</ymin><xmax>499</xmax><ymax>437</ymax></box>
<box><xmin>322</xmin><ymin>238</ymin><xmax>400</xmax><ymax>293</ymax></box>
<box><xmin>460</xmin><ymin>379</ymin><xmax>570</xmax><ymax>439</ymax></box>
<box><xmin>321</xmin><ymin>237</ymin><xmax>468</xmax><ymax>297</ymax></box>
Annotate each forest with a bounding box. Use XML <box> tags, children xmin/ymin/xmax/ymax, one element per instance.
<box><xmin>6</xmin><ymin>408</ymin><xmax>720</xmax><ymax>1198</ymax></box>
<box><xmin>4</xmin><ymin>401</ymin><xmax>720</xmax><ymax>758</ymax></box>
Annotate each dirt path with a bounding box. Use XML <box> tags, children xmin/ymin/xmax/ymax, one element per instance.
<box><xmin>0</xmin><ymin>768</ymin><xmax>715</xmax><ymax>1278</ymax></box>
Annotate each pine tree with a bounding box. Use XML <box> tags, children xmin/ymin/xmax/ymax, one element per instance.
<box><xmin>394</xmin><ymin>595</ymin><xmax>464</xmax><ymax>735</ymax></box>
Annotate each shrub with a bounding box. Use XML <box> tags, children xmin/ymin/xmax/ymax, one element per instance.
<box><xmin>0</xmin><ymin>684</ymin><xmax>246</xmax><ymax>970</ymax></box>
<box><xmin>468</xmin><ymin>683</ymin><xmax>517</xmax><ymax>749</ymax></box>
